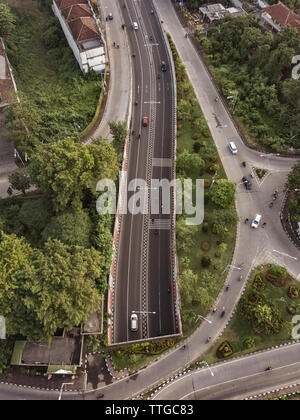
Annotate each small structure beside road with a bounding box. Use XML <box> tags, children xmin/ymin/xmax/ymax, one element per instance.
<box><xmin>199</xmin><ymin>3</ymin><xmax>246</xmax><ymax>24</ymax></box>
<box><xmin>261</xmin><ymin>2</ymin><xmax>300</xmax><ymax>34</ymax></box>
<box><xmin>11</xmin><ymin>333</ymin><xmax>84</xmax><ymax>376</ymax></box>
<box><xmin>52</xmin><ymin>0</ymin><xmax>107</xmax><ymax>73</ymax></box>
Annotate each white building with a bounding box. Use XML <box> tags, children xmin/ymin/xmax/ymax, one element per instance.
<box><xmin>53</xmin><ymin>0</ymin><xmax>106</xmax><ymax>74</ymax></box>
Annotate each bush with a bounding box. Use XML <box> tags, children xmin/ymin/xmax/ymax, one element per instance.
<box><xmin>288</xmin><ymin>286</ymin><xmax>299</xmax><ymax>299</ymax></box>
<box><xmin>253</xmin><ymin>274</ymin><xmax>267</xmax><ymax>290</ymax></box>
<box><xmin>202</xmin><ymin>222</ymin><xmax>209</xmax><ymax>233</ymax></box>
<box><xmin>268</xmin><ymin>266</ymin><xmax>287</xmax><ymax>279</ymax></box>
<box><xmin>193</xmin><ymin>141</ymin><xmax>201</xmax><ymax>153</ymax></box>
<box><xmin>201</xmin><ymin>256</ymin><xmax>211</xmax><ymax>268</ymax></box>
<box><xmin>243</xmin><ymin>337</ymin><xmax>255</xmax><ymax>350</ymax></box>
<box><xmin>216</xmin><ymin>341</ymin><xmax>233</xmax><ymax>359</ymax></box>
<box><xmin>202</xmin><ymin>129</ymin><xmax>210</xmax><ymax>138</ymax></box>
<box><xmin>192</xmin><ymin>133</ymin><xmax>200</xmax><ymax>140</ymax></box>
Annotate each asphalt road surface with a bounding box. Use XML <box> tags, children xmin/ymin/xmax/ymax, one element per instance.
<box><xmin>153</xmin><ymin>343</ymin><xmax>300</xmax><ymax>400</ymax></box>
<box><xmin>113</xmin><ymin>0</ymin><xmax>177</xmax><ymax>344</ymax></box>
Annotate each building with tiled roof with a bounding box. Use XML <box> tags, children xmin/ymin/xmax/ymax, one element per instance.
<box><xmin>0</xmin><ymin>38</ymin><xmax>18</xmax><ymax>108</ymax></box>
<box><xmin>53</xmin><ymin>0</ymin><xmax>106</xmax><ymax>73</ymax></box>
<box><xmin>261</xmin><ymin>2</ymin><xmax>300</xmax><ymax>34</ymax></box>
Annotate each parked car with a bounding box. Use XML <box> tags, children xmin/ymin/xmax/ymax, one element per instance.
<box><xmin>132</xmin><ymin>22</ymin><xmax>138</xmax><ymax>30</ymax></box>
<box><xmin>130</xmin><ymin>313</ymin><xmax>138</xmax><ymax>331</ymax></box>
<box><xmin>251</xmin><ymin>214</ymin><xmax>262</xmax><ymax>229</ymax></box>
<box><xmin>142</xmin><ymin>116</ymin><xmax>149</xmax><ymax>127</ymax></box>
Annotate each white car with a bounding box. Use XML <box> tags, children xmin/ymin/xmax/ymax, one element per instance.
<box><xmin>251</xmin><ymin>214</ymin><xmax>262</xmax><ymax>229</ymax></box>
<box><xmin>132</xmin><ymin>22</ymin><xmax>138</xmax><ymax>30</ymax></box>
<box><xmin>130</xmin><ymin>313</ymin><xmax>138</xmax><ymax>331</ymax></box>
<box><xmin>229</xmin><ymin>141</ymin><xmax>238</xmax><ymax>155</ymax></box>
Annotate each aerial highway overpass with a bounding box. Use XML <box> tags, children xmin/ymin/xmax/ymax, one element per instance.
<box><xmin>111</xmin><ymin>0</ymin><xmax>179</xmax><ymax>344</ymax></box>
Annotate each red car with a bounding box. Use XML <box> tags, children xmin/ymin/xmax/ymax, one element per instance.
<box><xmin>142</xmin><ymin>116</ymin><xmax>149</xmax><ymax>127</ymax></box>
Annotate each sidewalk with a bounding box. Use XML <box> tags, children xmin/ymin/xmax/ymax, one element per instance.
<box><xmin>88</xmin><ymin>0</ymin><xmax>132</xmax><ymax>143</ymax></box>
<box><xmin>0</xmin><ymin>110</ymin><xmax>18</xmax><ymax>198</ymax></box>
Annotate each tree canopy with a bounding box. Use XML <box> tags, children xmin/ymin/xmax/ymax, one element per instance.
<box><xmin>0</xmin><ymin>233</ymin><xmax>103</xmax><ymax>341</ymax></box>
<box><xmin>28</xmin><ymin>138</ymin><xmax>119</xmax><ymax>212</ymax></box>
<box><xmin>210</xmin><ymin>179</ymin><xmax>236</xmax><ymax>209</ymax></box>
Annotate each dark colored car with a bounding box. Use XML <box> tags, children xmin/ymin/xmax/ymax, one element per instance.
<box><xmin>161</xmin><ymin>61</ymin><xmax>167</xmax><ymax>72</ymax></box>
<box><xmin>242</xmin><ymin>176</ymin><xmax>252</xmax><ymax>190</ymax></box>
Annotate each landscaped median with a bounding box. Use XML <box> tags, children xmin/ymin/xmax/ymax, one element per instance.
<box><xmin>168</xmin><ymin>35</ymin><xmax>238</xmax><ymax>336</ymax></box>
<box><xmin>202</xmin><ymin>264</ymin><xmax>300</xmax><ymax>365</ymax></box>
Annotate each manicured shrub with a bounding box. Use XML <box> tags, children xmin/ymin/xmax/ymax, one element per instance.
<box><xmin>268</xmin><ymin>266</ymin><xmax>287</xmax><ymax>279</ymax></box>
<box><xmin>216</xmin><ymin>341</ymin><xmax>233</xmax><ymax>359</ymax></box>
<box><xmin>202</xmin><ymin>129</ymin><xmax>210</xmax><ymax>138</ymax></box>
<box><xmin>288</xmin><ymin>285</ymin><xmax>299</xmax><ymax>299</ymax></box>
<box><xmin>193</xmin><ymin>142</ymin><xmax>201</xmax><ymax>153</ymax></box>
<box><xmin>253</xmin><ymin>274</ymin><xmax>267</xmax><ymax>290</ymax></box>
<box><xmin>201</xmin><ymin>256</ymin><xmax>211</xmax><ymax>268</ymax></box>
<box><xmin>243</xmin><ymin>337</ymin><xmax>255</xmax><ymax>350</ymax></box>
<box><xmin>202</xmin><ymin>222</ymin><xmax>209</xmax><ymax>233</ymax></box>
<box><xmin>192</xmin><ymin>133</ymin><xmax>200</xmax><ymax>140</ymax></box>
<box><xmin>204</xmin><ymin>179</ymin><xmax>212</xmax><ymax>189</ymax></box>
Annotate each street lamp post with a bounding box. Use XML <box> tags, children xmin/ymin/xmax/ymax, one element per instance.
<box><xmin>195</xmin><ymin>314</ymin><xmax>212</xmax><ymax>325</ymax></box>
<box><xmin>199</xmin><ymin>361</ymin><xmax>214</xmax><ymax>377</ymax></box>
<box><xmin>58</xmin><ymin>382</ymin><xmax>74</xmax><ymax>401</ymax></box>
<box><xmin>222</xmin><ymin>264</ymin><xmax>242</xmax><ymax>275</ymax></box>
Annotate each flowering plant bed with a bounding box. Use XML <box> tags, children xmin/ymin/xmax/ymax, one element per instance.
<box><xmin>216</xmin><ymin>341</ymin><xmax>233</xmax><ymax>359</ymax></box>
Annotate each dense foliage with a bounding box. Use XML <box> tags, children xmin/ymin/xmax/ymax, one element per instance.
<box><xmin>195</xmin><ymin>15</ymin><xmax>300</xmax><ymax>152</ymax></box>
<box><xmin>3</xmin><ymin>6</ymin><xmax>102</xmax><ymax>155</ymax></box>
<box><xmin>286</xmin><ymin>163</ymin><xmax>300</xmax><ymax>222</ymax></box>
<box><xmin>0</xmin><ymin>232</ymin><xmax>103</xmax><ymax>341</ymax></box>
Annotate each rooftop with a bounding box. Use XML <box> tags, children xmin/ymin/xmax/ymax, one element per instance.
<box><xmin>263</xmin><ymin>2</ymin><xmax>300</xmax><ymax>33</ymax></box>
<box><xmin>11</xmin><ymin>336</ymin><xmax>82</xmax><ymax>367</ymax></box>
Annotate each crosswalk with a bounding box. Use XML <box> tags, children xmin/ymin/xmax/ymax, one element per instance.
<box><xmin>149</xmin><ymin>218</ymin><xmax>171</xmax><ymax>230</ymax></box>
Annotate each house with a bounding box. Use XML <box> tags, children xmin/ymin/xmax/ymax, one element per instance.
<box><xmin>0</xmin><ymin>38</ymin><xmax>18</xmax><ymax>108</ymax></box>
<box><xmin>261</xmin><ymin>2</ymin><xmax>300</xmax><ymax>34</ymax></box>
<box><xmin>11</xmin><ymin>332</ymin><xmax>84</xmax><ymax>375</ymax></box>
<box><xmin>52</xmin><ymin>0</ymin><xmax>107</xmax><ymax>73</ymax></box>
<box><xmin>199</xmin><ymin>3</ymin><xmax>246</xmax><ymax>24</ymax></box>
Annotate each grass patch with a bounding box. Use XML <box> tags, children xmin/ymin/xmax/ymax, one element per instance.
<box><xmin>202</xmin><ymin>265</ymin><xmax>299</xmax><ymax>365</ymax></box>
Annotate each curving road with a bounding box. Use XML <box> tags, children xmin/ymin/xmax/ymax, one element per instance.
<box><xmin>153</xmin><ymin>342</ymin><xmax>300</xmax><ymax>400</ymax></box>
<box><xmin>1</xmin><ymin>0</ymin><xmax>300</xmax><ymax>401</ymax></box>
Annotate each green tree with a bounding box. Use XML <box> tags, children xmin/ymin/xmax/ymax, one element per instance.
<box><xmin>8</xmin><ymin>172</ymin><xmax>31</xmax><ymax>195</ymax></box>
<box><xmin>21</xmin><ymin>240</ymin><xmax>103</xmax><ymax>340</ymax></box>
<box><xmin>210</xmin><ymin>179</ymin><xmax>236</xmax><ymax>209</ymax></box>
<box><xmin>42</xmin><ymin>209</ymin><xmax>92</xmax><ymax>247</ymax></box>
<box><xmin>109</xmin><ymin>121</ymin><xmax>128</xmax><ymax>144</ymax></box>
<box><xmin>176</xmin><ymin>150</ymin><xmax>205</xmax><ymax>178</ymax></box>
<box><xmin>0</xmin><ymin>232</ymin><xmax>32</xmax><ymax>316</ymax></box>
<box><xmin>286</xmin><ymin>163</ymin><xmax>300</xmax><ymax>191</ymax></box>
<box><xmin>28</xmin><ymin>138</ymin><xmax>119</xmax><ymax>212</ymax></box>
<box><xmin>0</xmin><ymin>3</ymin><xmax>16</xmax><ymax>37</ymax></box>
